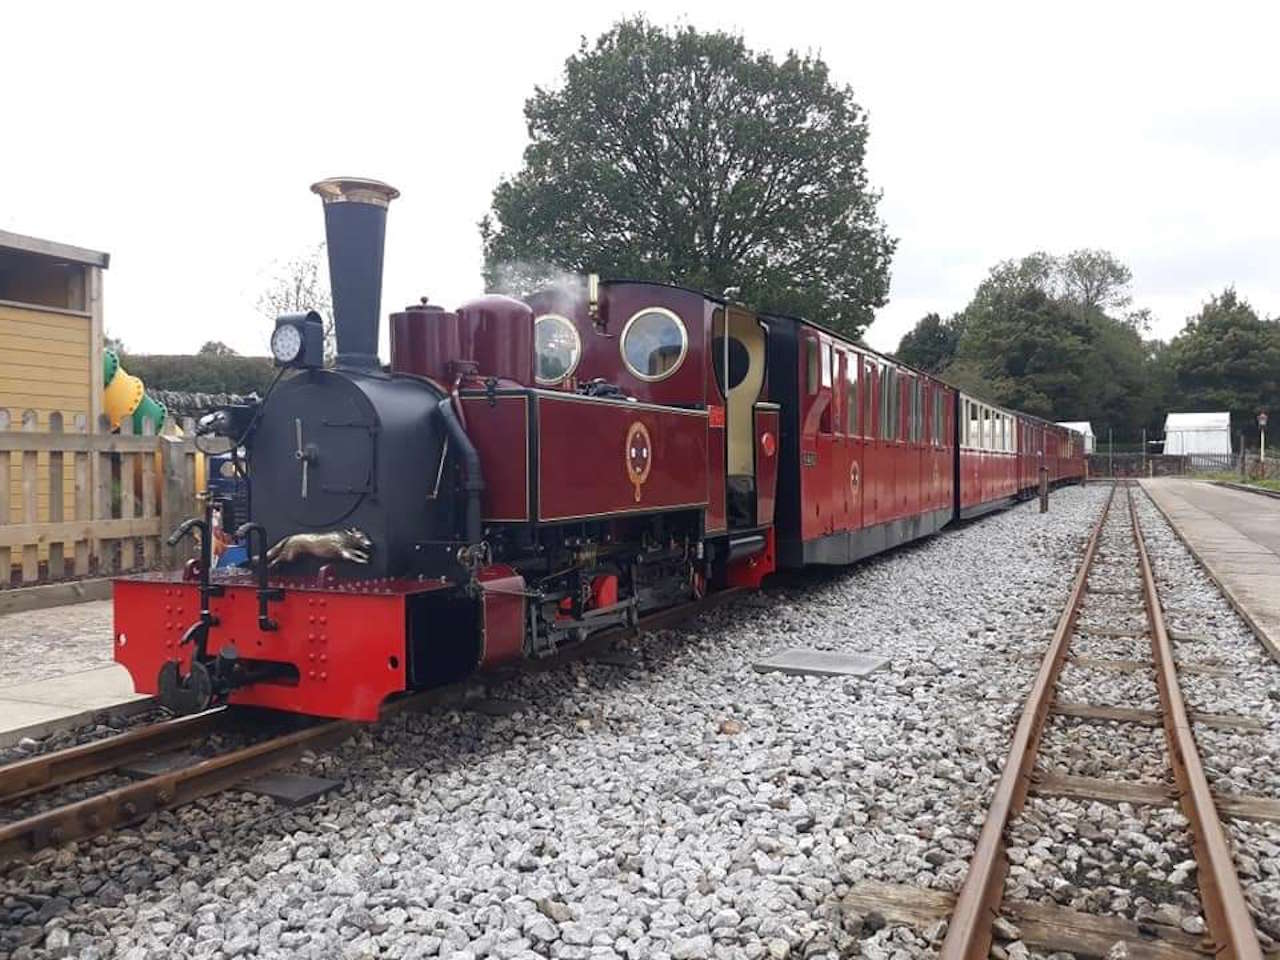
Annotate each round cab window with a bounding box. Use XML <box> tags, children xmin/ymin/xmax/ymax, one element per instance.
<box><xmin>620</xmin><ymin>308</ymin><xmax>688</xmax><ymax>381</ymax></box>
<box><xmin>534</xmin><ymin>314</ymin><xmax>582</xmax><ymax>385</ymax></box>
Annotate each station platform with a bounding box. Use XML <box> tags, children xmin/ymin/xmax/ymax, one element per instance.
<box><xmin>0</xmin><ymin>666</ymin><xmax>149</xmax><ymax>747</ymax></box>
<box><xmin>1140</xmin><ymin>478</ymin><xmax>1280</xmax><ymax>661</ymax></box>
<box><xmin>0</xmin><ymin>598</ymin><xmax>150</xmax><ymax>747</ymax></box>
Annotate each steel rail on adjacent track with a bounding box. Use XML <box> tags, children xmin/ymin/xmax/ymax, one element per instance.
<box><xmin>0</xmin><ymin>710</ymin><xmax>224</xmax><ymax>805</ymax></box>
<box><xmin>0</xmin><ymin>588</ymin><xmax>738</xmax><ymax>866</ymax></box>
<box><xmin>1128</xmin><ymin>488</ymin><xmax>1262</xmax><ymax>960</ymax></box>
<box><xmin>940</xmin><ymin>482</ymin><xmax>1263</xmax><ymax>960</ymax></box>
<box><xmin>939</xmin><ymin>482</ymin><xmax>1118</xmax><ymax>960</ymax></box>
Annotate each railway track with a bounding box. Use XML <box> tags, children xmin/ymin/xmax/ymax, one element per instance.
<box><xmin>0</xmin><ymin>589</ymin><xmax>738</xmax><ymax>866</ymax></box>
<box><xmin>940</xmin><ymin>482</ymin><xmax>1272</xmax><ymax>960</ymax></box>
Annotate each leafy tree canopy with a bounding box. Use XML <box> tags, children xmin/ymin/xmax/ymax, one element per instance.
<box><xmin>896</xmin><ymin>249</ymin><xmax>1161</xmax><ymax>437</ymax></box>
<box><xmin>198</xmin><ymin>341</ymin><xmax>237</xmax><ymax>357</ymax></box>
<box><xmin>1166</xmin><ymin>288</ymin><xmax>1280</xmax><ymax>440</ymax></box>
<box><xmin>481</xmin><ymin>17</ymin><xmax>895</xmax><ymax>338</ymax></box>
<box><xmin>894</xmin><ymin>312</ymin><xmax>965</xmax><ymax>374</ymax></box>
<box><xmin>894</xmin><ymin>253</ymin><xmax>1278</xmax><ymax>446</ymax></box>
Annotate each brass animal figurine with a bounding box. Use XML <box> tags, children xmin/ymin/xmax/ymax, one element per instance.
<box><xmin>267</xmin><ymin>528</ymin><xmax>373</xmax><ymax>567</ymax></box>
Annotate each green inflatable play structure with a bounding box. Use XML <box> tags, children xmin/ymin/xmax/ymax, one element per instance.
<box><xmin>102</xmin><ymin>349</ymin><xmax>166</xmax><ymax>433</ymax></box>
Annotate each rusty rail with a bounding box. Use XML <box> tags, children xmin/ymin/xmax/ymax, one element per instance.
<box><xmin>1129</xmin><ymin>486</ymin><xmax>1263</xmax><ymax>959</ymax></box>
<box><xmin>940</xmin><ymin>482</ymin><xmax>1117</xmax><ymax>960</ymax></box>
<box><xmin>0</xmin><ymin>710</ymin><xmax>224</xmax><ymax>804</ymax></box>
<box><xmin>0</xmin><ymin>586</ymin><xmax>735</xmax><ymax>865</ymax></box>
<box><xmin>0</xmin><ymin>719</ymin><xmax>351</xmax><ymax>864</ymax></box>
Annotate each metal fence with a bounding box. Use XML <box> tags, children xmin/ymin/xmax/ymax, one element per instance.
<box><xmin>1087</xmin><ymin>451</ymin><xmax>1280</xmax><ymax>481</ymax></box>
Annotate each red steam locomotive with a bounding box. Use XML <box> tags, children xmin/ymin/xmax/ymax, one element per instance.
<box><xmin>113</xmin><ymin>178</ymin><xmax>1084</xmax><ymax>721</ymax></box>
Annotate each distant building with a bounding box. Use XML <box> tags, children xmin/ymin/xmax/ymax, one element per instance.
<box><xmin>1056</xmin><ymin>421</ymin><xmax>1095</xmax><ymax>454</ymax></box>
<box><xmin>1163</xmin><ymin>411</ymin><xmax>1232</xmax><ymax>455</ymax></box>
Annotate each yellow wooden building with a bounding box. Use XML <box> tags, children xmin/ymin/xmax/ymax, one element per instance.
<box><xmin>0</xmin><ymin>230</ymin><xmax>108</xmax><ymax>535</ymax></box>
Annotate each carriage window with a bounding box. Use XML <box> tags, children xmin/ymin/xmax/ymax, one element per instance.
<box><xmin>880</xmin><ymin>368</ymin><xmax>893</xmax><ymax>440</ymax></box>
<box><xmin>533</xmin><ymin>313</ymin><xmax>582</xmax><ymax>385</ymax></box>
<box><xmin>915</xmin><ymin>381</ymin><xmax>925</xmax><ymax>443</ymax></box>
<box><xmin>833</xmin><ymin>351</ymin><xmax>846</xmax><ymax>435</ymax></box>
<box><xmin>906</xmin><ymin>377</ymin><xmax>915</xmax><ymax>442</ymax></box>
<box><xmin>891</xmin><ymin>370</ymin><xmax>902</xmax><ymax>441</ymax></box>
<box><xmin>846</xmin><ymin>356</ymin><xmax>858</xmax><ymax>435</ymax></box>
<box><xmin>806</xmin><ymin>337</ymin><xmax>819</xmax><ymax>396</ymax></box>
<box><xmin>864</xmin><ymin>364</ymin><xmax>875</xmax><ymax>439</ymax></box>
<box><xmin>620</xmin><ymin>307</ymin><xmax>688</xmax><ymax>381</ymax></box>
<box><xmin>819</xmin><ymin>344</ymin><xmax>834</xmax><ymax>434</ymax></box>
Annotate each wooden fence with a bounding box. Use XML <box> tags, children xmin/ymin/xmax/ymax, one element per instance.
<box><xmin>0</xmin><ymin>409</ymin><xmax>211</xmax><ymax>587</ymax></box>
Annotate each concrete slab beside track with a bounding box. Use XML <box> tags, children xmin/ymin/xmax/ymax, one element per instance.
<box><xmin>1141</xmin><ymin>478</ymin><xmax>1280</xmax><ymax>662</ymax></box>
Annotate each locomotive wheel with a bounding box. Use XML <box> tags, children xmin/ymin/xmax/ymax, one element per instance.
<box><xmin>157</xmin><ymin>659</ymin><xmax>215</xmax><ymax>716</ymax></box>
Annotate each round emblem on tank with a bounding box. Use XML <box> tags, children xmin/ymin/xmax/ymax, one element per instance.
<box><xmin>625</xmin><ymin>422</ymin><xmax>653</xmax><ymax>502</ymax></box>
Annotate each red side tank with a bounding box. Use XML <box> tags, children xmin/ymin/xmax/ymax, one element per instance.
<box><xmin>456</xmin><ymin>295</ymin><xmax>534</xmax><ymax>386</ymax></box>
<box><xmin>390</xmin><ymin>300</ymin><xmax>460</xmax><ymax>385</ymax></box>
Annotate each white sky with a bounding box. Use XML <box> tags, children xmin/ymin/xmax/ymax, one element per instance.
<box><xmin>6</xmin><ymin>1</ymin><xmax>1278</xmax><ymax>356</ymax></box>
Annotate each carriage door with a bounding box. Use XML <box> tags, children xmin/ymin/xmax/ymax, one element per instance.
<box><xmin>713</xmin><ymin>306</ymin><xmax>766</xmax><ymax>529</ymax></box>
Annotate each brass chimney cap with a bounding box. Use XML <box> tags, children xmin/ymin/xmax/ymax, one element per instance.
<box><xmin>310</xmin><ymin>177</ymin><xmax>400</xmax><ymax>207</ymax></box>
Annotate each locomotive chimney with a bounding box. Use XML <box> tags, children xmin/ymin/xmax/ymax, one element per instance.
<box><xmin>310</xmin><ymin>177</ymin><xmax>400</xmax><ymax>370</ymax></box>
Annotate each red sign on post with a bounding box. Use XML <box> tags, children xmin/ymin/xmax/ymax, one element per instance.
<box><xmin>1259</xmin><ymin>411</ymin><xmax>1269</xmax><ymax>428</ymax></box>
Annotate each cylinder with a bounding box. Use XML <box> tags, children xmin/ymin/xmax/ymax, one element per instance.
<box><xmin>311</xmin><ymin>177</ymin><xmax>399</xmax><ymax>371</ymax></box>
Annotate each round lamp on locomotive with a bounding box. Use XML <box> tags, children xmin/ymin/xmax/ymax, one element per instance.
<box><xmin>270</xmin><ymin>310</ymin><xmax>324</xmax><ymax>369</ymax></box>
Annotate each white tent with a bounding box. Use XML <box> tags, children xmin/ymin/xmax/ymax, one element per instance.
<box><xmin>1056</xmin><ymin>421</ymin><xmax>1095</xmax><ymax>454</ymax></box>
<box><xmin>1163</xmin><ymin>412</ymin><xmax>1232</xmax><ymax>455</ymax></box>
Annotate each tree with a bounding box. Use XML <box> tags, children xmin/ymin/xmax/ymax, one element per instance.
<box><xmin>198</xmin><ymin>341</ymin><xmax>237</xmax><ymax>357</ymax></box>
<box><xmin>256</xmin><ymin>243</ymin><xmax>334</xmax><ymax>363</ymax></box>
<box><xmin>1165</xmin><ymin>288</ymin><xmax>1280</xmax><ymax>445</ymax></box>
<box><xmin>480</xmin><ymin>17</ymin><xmax>895</xmax><ymax>338</ymax></box>
<box><xmin>1059</xmin><ymin>249</ymin><xmax>1132</xmax><ymax>316</ymax></box>
<box><xmin>943</xmin><ymin>251</ymin><xmax>1153</xmax><ymax>436</ymax></box>
<box><xmin>948</xmin><ymin>287</ymin><xmax>1092</xmax><ymax>420</ymax></box>
<box><xmin>969</xmin><ymin>249</ymin><xmax>1133</xmax><ymax>320</ymax></box>
<box><xmin>895</xmin><ymin>312</ymin><xmax>964</xmax><ymax>373</ymax></box>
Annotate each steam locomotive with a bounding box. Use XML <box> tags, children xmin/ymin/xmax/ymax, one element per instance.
<box><xmin>113</xmin><ymin>178</ymin><xmax>1084</xmax><ymax>721</ymax></box>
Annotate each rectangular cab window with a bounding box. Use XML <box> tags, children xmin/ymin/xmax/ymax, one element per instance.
<box><xmin>864</xmin><ymin>363</ymin><xmax>875</xmax><ymax>439</ymax></box>
<box><xmin>806</xmin><ymin>337</ymin><xmax>819</xmax><ymax>396</ymax></box>
<box><xmin>846</xmin><ymin>355</ymin><xmax>858</xmax><ymax>435</ymax></box>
